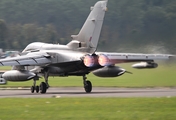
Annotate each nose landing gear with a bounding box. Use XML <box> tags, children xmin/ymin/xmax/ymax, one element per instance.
<box><xmin>31</xmin><ymin>71</ymin><xmax>49</xmax><ymax>94</ymax></box>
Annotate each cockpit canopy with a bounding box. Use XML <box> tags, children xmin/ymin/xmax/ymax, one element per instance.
<box><xmin>22</xmin><ymin>42</ymin><xmax>46</xmax><ymax>52</ymax></box>
<box><xmin>22</xmin><ymin>42</ymin><xmax>69</xmax><ymax>53</ymax></box>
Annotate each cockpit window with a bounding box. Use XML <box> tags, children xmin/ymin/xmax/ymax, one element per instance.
<box><xmin>22</xmin><ymin>42</ymin><xmax>45</xmax><ymax>52</ymax></box>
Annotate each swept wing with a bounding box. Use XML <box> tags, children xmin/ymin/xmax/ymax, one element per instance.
<box><xmin>95</xmin><ymin>52</ymin><xmax>174</xmax><ymax>66</ymax></box>
<box><xmin>0</xmin><ymin>52</ymin><xmax>51</xmax><ymax>66</ymax></box>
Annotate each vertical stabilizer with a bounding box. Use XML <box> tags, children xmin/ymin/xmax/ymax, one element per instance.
<box><xmin>67</xmin><ymin>0</ymin><xmax>108</xmax><ymax>53</ymax></box>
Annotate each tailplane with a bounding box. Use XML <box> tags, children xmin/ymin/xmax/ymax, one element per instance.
<box><xmin>67</xmin><ymin>0</ymin><xmax>108</xmax><ymax>53</ymax></box>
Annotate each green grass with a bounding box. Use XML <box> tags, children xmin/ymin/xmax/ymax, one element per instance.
<box><xmin>1</xmin><ymin>63</ymin><xmax>176</xmax><ymax>87</ymax></box>
<box><xmin>0</xmin><ymin>66</ymin><xmax>12</xmax><ymax>70</ymax></box>
<box><xmin>0</xmin><ymin>97</ymin><xmax>176</xmax><ymax>120</ymax></box>
<box><xmin>0</xmin><ymin>64</ymin><xmax>176</xmax><ymax>120</ymax></box>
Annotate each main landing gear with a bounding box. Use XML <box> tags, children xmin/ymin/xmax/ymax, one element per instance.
<box><xmin>31</xmin><ymin>71</ymin><xmax>49</xmax><ymax>94</ymax></box>
<box><xmin>31</xmin><ymin>74</ymin><xmax>92</xmax><ymax>94</ymax></box>
<box><xmin>83</xmin><ymin>75</ymin><xmax>92</xmax><ymax>93</ymax></box>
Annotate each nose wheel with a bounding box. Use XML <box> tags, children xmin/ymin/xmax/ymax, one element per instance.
<box><xmin>31</xmin><ymin>85</ymin><xmax>39</xmax><ymax>93</ymax></box>
<box><xmin>83</xmin><ymin>75</ymin><xmax>92</xmax><ymax>93</ymax></box>
<box><xmin>31</xmin><ymin>81</ymin><xmax>48</xmax><ymax>94</ymax></box>
<box><xmin>31</xmin><ymin>79</ymin><xmax>40</xmax><ymax>93</ymax></box>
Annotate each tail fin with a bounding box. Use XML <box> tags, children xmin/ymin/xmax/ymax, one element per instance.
<box><xmin>67</xmin><ymin>0</ymin><xmax>108</xmax><ymax>53</ymax></box>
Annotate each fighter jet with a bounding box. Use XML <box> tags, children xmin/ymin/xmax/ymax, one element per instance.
<box><xmin>0</xmin><ymin>0</ymin><xmax>174</xmax><ymax>93</ymax></box>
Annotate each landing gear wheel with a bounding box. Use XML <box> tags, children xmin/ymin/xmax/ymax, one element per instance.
<box><xmin>40</xmin><ymin>82</ymin><xmax>47</xmax><ymax>94</ymax></box>
<box><xmin>84</xmin><ymin>80</ymin><xmax>92</xmax><ymax>93</ymax></box>
<box><xmin>31</xmin><ymin>86</ymin><xmax>35</xmax><ymax>93</ymax></box>
<box><xmin>35</xmin><ymin>86</ymin><xmax>39</xmax><ymax>93</ymax></box>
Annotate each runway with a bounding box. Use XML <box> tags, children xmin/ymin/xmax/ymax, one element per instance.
<box><xmin>0</xmin><ymin>87</ymin><xmax>176</xmax><ymax>98</ymax></box>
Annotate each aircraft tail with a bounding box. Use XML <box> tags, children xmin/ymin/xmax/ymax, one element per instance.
<box><xmin>67</xmin><ymin>0</ymin><xmax>108</xmax><ymax>53</ymax></box>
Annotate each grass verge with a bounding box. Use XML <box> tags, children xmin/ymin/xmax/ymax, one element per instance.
<box><xmin>1</xmin><ymin>63</ymin><xmax>176</xmax><ymax>87</ymax></box>
<box><xmin>0</xmin><ymin>97</ymin><xmax>176</xmax><ymax>120</ymax></box>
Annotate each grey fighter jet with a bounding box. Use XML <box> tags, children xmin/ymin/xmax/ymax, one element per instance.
<box><xmin>0</xmin><ymin>0</ymin><xmax>174</xmax><ymax>93</ymax></box>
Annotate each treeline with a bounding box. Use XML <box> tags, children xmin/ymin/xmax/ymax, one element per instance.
<box><xmin>0</xmin><ymin>0</ymin><xmax>176</xmax><ymax>53</ymax></box>
<box><xmin>0</xmin><ymin>20</ymin><xmax>70</xmax><ymax>50</ymax></box>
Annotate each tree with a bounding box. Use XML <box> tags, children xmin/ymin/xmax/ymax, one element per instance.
<box><xmin>0</xmin><ymin>19</ymin><xmax>8</xmax><ymax>49</ymax></box>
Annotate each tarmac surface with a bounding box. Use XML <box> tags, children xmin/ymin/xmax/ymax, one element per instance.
<box><xmin>0</xmin><ymin>87</ymin><xmax>176</xmax><ymax>98</ymax></box>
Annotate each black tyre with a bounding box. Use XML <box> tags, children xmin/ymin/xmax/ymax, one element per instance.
<box><xmin>35</xmin><ymin>86</ymin><xmax>39</xmax><ymax>93</ymax></box>
<box><xmin>31</xmin><ymin>86</ymin><xmax>35</xmax><ymax>93</ymax></box>
<box><xmin>84</xmin><ymin>80</ymin><xmax>92</xmax><ymax>93</ymax></box>
<box><xmin>40</xmin><ymin>82</ymin><xmax>47</xmax><ymax>94</ymax></box>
